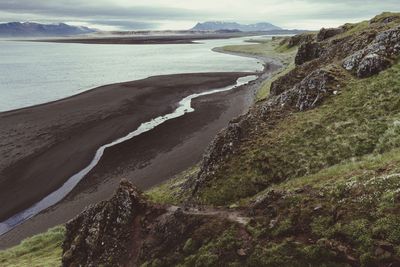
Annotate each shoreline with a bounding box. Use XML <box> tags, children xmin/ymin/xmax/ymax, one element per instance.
<box><xmin>25</xmin><ymin>32</ymin><xmax>258</xmax><ymax>45</ymax></box>
<box><xmin>212</xmin><ymin>46</ymin><xmax>283</xmax><ymax>67</ymax></box>
<box><xmin>0</xmin><ymin>44</ymin><xmax>282</xmax><ymax>248</ymax></box>
<box><xmin>0</xmin><ymin>75</ymin><xmax>258</xmax><ymax>236</ymax></box>
<box><xmin>0</xmin><ymin>72</ymin><xmax>252</xmax><ymax>223</ymax></box>
<box><xmin>0</xmin><ymin>71</ymin><xmax>268</xmax><ymax>249</ymax></box>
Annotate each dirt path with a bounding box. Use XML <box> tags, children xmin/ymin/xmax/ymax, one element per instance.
<box><xmin>167</xmin><ymin>206</ymin><xmax>251</xmax><ymax>226</ymax></box>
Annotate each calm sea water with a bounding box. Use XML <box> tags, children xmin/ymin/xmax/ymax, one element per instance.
<box><xmin>0</xmin><ymin>37</ymin><xmax>265</xmax><ymax>112</ymax></box>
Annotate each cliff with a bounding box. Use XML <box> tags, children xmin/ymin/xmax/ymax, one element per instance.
<box><xmin>2</xmin><ymin>12</ymin><xmax>400</xmax><ymax>267</ymax></box>
<box><xmin>58</xmin><ymin>12</ymin><xmax>400</xmax><ymax>267</ymax></box>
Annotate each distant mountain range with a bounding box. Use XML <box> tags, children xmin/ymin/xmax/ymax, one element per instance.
<box><xmin>191</xmin><ymin>21</ymin><xmax>282</xmax><ymax>32</ymax></box>
<box><xmin>0</xmin><ymin>22</ymin><xmax>96</xmax><ymax>37</ymax></box>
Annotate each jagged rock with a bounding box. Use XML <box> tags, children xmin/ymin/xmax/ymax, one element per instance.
<box><xmin>317</xmin><ymin>27</ymin><xmax>344</xmax><ymax>41</ymax></box>
<box><xmin>270</xmin><ymin>59</ymin><xmax>321</xmax><ymax>96</ymax></box>
<box><xmin>190</xmin><ymin>116</ymin><xmax>252</xmax><ymax>193</ymax></box>
<box><xmin>293</xmin><ymin>68</ymin><xmax>342</xmax><ymax>111</ymax></box>
<box><xmin>62</xmin><ymin>179</ymin><xmax>148</xmax><ymax>267</ymax></box>
<box><xmin>342</xmin><ymin>26</ymin><xmax>400</xmax><ymax>77</ymax></box>
<box><xmin>288</xmin><ymin>32</ymin><xmax>315</xmax><ymax>48</ymax></box>
<box><xmin>265</xmin><ymin>67</ymin><xmax>343</xmax><ymax>112</ymax></box>
<box><xmin>189</xmin><ymin>18</ymin><xmax>399</xmax><ymax>203</ymax></box>
<box><xmin>295</xmin><ymin>41</ymin><xmax>323</xmax><ymax>65</ymax></box>
<box><xmin>61</xmin><ymin>180</ymin><xmax>245</xmax><ymax>266</ymax></box>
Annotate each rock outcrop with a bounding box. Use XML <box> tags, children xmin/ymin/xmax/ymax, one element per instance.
<box><xmin>295</xmin><ymin>41</ymin><xmax>323</xmax><ymax>65</ymax></box>
<box><xmin>62</xmin><ymin>180</ymin><xmax>150</xmax><ymax>266</ymax></box>
<box><xmin>342</xmin><ymin>26</ymin><xmax>400</xmax><ymax>77</ymax></box>
<box><xmin>287</xmin><ymin>32</ymin><xmax>315</xmax><ymax>48</ymax></box>
<box><xmin>265</xmin><ymin>67</ymin><xmax>344</xmax><ymax>112</ymax></box>
<box><xmin>62</xmin><ymin>180</ymin><xmax>245</xmax><ymax>266</ymax></box>
<box><xmin>190</xmin><ymin>13</ymin><xmax>400</xmax><ymax>201</ymax></box>
<box><xmin>316</xmin><ymin>27</ymin><xmax>344</xmax><ymax>42</ymax></box>
<box><xmin>59</xmin><ymin>13</ymin><xmax>400</xmax><ymax>267</ymax></box>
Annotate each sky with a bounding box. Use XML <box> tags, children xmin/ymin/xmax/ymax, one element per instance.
<box><xmin>0</xmin><ymin>0</ymin><xmax>399</xmax><ymax>31</ymax></box>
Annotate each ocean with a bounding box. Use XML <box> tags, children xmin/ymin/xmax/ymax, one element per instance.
<box><xmin>0</xmin><ymin>37</ymin><xmax>265</xmax><ymax>112</ymax></box>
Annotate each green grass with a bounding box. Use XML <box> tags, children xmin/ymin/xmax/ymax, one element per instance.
<box><xmin>333</xmin><ymin>12</ymin><xmax>400</xmax><ymax>40</ymax></box>
<box><xmin>275</xmin><ymin>148</ymin><xmax>400</xmax><ymax>191</ymax></box>
<box><xmin>257</xmin><ymin>61</ymin><xmax>295</xmax><ymax>100</ymax></box>
<box><xmin>146</xmin><ymin>165</ymin><xmax>199</xmax><ymax>205</ymax></box>
<box><xmin>195</xmin><ymin>60</ymin><xmax>400</xmax><ymax>205</ymax></box>
<box><xmin>0</xmin><ymin>165</ymin><xmax>200</xmax><ymax>267</ymax></box>
<box><xmin>334</xmin><ymin>20</ymin><xmax>369</xmax><ymax>40</ymax></box>
<box><xmin>3</xmin><ymin>14</ymin><xmax>400</xmax><ymax>266</ymax></box>
<box><xmin>221</xmin><ymin>37</ymin><xmax>297</xmax><ymax>66</ymax></box>
<box><xmin>0</xmin><ymin>226</ymin><xmax>65</xmax><ymax>267</ymax></box>
<box><xmin>241</xmin><ymin>148</ymin><xmax>400</xmax><ymax>264</ymax></box>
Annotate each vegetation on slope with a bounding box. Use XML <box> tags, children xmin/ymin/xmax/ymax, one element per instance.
<box><xmin>139</xmin><ymin>62</ymin><xmax>400</xmax><ymax>267</ymax></box>
<box><xmin>240</xmin><ymin>148</ymin><xmax>400</xmax><ymax>266</ymax></box>
<box><xmin>2</xmin><ymin>12</ymin><xmax>400</xmax><ymax>267</ymax></box>
<box><xmin>195</xmin><ymin>61</ymin><xmax>400</xmax><ymax>205</ymax></box>
<box><xmin>0</xmin><ymin>226</ymin><xmax>64</xmax><ymax>267</ymax></box>
<box><xmin>139</xmin><ymin>13</ymin><xmax>400</xmax><ymax>265</ymax></box>
<box><xmin>146</xmin><ymin>165</ymin><xmax>199</xmax><ymax>204</ymax></box>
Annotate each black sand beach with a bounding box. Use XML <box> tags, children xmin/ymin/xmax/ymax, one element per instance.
<box><xmin>33</xmin><ymin>32</ymin><xmax>255</xmax><ymax>45</ymax></box>
<box><xmin>0</xmin><ymin>72</ymin><xmax>264</xmax><ymax>248</ymax></box>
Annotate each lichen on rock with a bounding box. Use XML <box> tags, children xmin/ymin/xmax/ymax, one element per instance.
<box><xmin>342</xmin><ymin>26</ymin><xmax>400</xmax><ymax>77</ymax></box>
<box><xmin>62</xmin><ymin>179</ymin><xmax>148</xmax><ymax>267</ymax></box>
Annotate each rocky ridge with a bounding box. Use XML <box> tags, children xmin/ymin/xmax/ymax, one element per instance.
<box><xmin>59</xmin><ymin>13</ymin><xmax>400</xmax><ymax>267</ymax></box>
<box><xmin>62</xmin><ymin>180</ymin><xmax>252</xmax><ymax>266</ymax></box>
<box><xmin>190</xmin><ymin>13</ymin><xmax>400</xmax><ymax>201</ymax></box>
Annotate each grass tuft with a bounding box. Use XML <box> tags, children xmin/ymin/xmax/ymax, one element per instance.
<box><xmin>0</xmin><ymin>226</ymin><xmax>65</xmax><ymax>267</ymax></box>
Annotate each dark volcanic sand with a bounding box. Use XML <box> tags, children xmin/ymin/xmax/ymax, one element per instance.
<box><xmin>0</xmin><ymin>72</ymin><xmax>265</xmax><ymax>249</ymax></box>
<box><xmin>34</xmin><ymin>33</ymin><xmax>256</xmax><ymax>45</ymax></box>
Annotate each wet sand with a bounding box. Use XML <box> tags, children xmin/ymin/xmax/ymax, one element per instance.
<box><xmin>0</xmin><ymin>72</ymin><xmax>264</xmax><ymax>248</ymax></box>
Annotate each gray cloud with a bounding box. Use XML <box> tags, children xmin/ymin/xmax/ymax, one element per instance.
<box><xmin>88</xmin><ymin>20</ymin><xmax>160</xmax><ymax>30</ymax></box>
<box><xmin>0</xmin><ymin>0</ymin><xmax>201</xmax><ymax>20</ymax></box>
<box><xmin>0</xmin><ymin>0</ymin><xmax>398</xmax><ymax>30</ymax></box>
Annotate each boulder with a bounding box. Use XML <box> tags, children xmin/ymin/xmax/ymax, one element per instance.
<box><xmin>295</xmin><ymin>41</ymin><xmax>323</xmax><ymax>65</ymax></box>
<box><xmin>266</xmin><ymin>67</ymin><xmax>343</xmax><ymax>112</ymax></box>
<box><xmin>317</xmin><ymin>27</ymin><xmax>344</xmax><ymax>41</ymax></box>
<box><xmin>342</xmin><ymin>26</ymin><xmax>400</xmax><ymax>77</ymax></box>
<box><xmin>288</xmin><ymin>32</ymin><xmax>315</xmax><ymax>48</ymax></box>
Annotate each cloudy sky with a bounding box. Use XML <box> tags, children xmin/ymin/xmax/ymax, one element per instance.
<box><xmin>0</xmin><ymin>0</ymin><xmax>398</xmax><ymax>30</ymax></box>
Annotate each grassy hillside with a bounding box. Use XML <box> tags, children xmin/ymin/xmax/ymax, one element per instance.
<box><xmin>140</xmin><ymin>57</ymin><xmax>400</xmax><ymax>267</ymax></box>
<box><xmin>0</xmin><ymin>226</ymin><xmax>64</xmax><ymax>267</ymax></box>
<box><xmin>141</xmin><ymin>12</ymin><xmax>400</xmax><ymax>265</ymax></box>
<box><xmin>1</xmin><ymin>13</ymin><xmax>400</xmax><ymax>267</ymax></box>
<box><xmin>195</xmin><ymin>61</ymin><xmax>400</xmax><ymax>205</ymax></box>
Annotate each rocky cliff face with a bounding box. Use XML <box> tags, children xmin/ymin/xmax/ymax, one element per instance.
<box><xmin>62</xmin><ymin>180</ymin><xmax>151</xmax><ymax>266</ymax></box>
<box><xmin>190</xmin><ymin>13</ymin><xmax>400</xmax><ymax>201</ymax></box>
<box><xmin>343</xmin><ymin>26</ymin><xmax>400</xmax><ymax>77</ymax></box>
<box><xmin>62</xmin><ymin>180</ymin><xmax>250</xmax><ymax>266</ymax></box>
<box><xmin>60</xmin><ymin>13</ymin><xmax>400</xmax><ymax>267</ymax></box>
